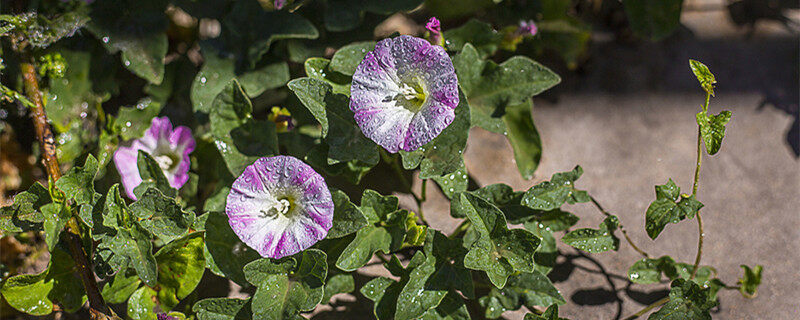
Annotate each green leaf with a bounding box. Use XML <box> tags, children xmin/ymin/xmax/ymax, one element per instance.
<box><xmin>737</xmin><ymin>265</ymin><xmax>763</xmax><ymax>298</ymax></box>
<box><xmin>395</xmin><ymin>231</ymin><xmax>474</xmax><ymax>320</ymax></box>
<box><xmin>562</xmin><ymin>216</ymin><xmax>620</xmax><ymax>253</ymax></box>
<box><xmin>127</xmin><ymin>285</ymin><xmax>158</xmax><ymax>320</ymax></box>
<box><xmin>523</xmin><ymin>223</ymin><xmax>559</xmax><ymax>274</ymax></box>
<box><xmin>134</xmin><ymin>151</ymin><xmax>177</xmax><ymax>199</ymax></box>
<box><xmin>521</xmin><ymin>166</ymin><xmax>590</xmax><ymax>211</ymax></box>
<box><xmin>329</xmin><ymin>42</ymin><xmax>375</xmax><ymax>76</ymax></box>
<box><xmin>210</xmin><ymin>80</ymin><xmax>279</xmax><ymax>176</ymax></box>
<box><xmin>44</xmin><ymin>50</ymin><xmax>109</xmax><ymax>132</ymax></box>
<box><xmin>328</xmin><ymin>190</ymin><xmax>369</xmax><ymax>238</ymax></box>
<box><xmin>524</xmin><ymin>304</ymin><xmax>566</xmax><ymax>320</ymax></box>
<box><xmin>360</xmin><ymin>253</ymin><xmax>428</xmax><ymax>320</ymax></box>
<box><xmin>502</xmin><ymin>100</ymin><xmax>543</xmax><ymax>179</ymax></box>
<box><xmin>101</xmin><ymin>222</ymin><xmax>158</xmax><ymax>287</ymax></box>
<box><xmin>244</xmin><ymin>249</ymin><xmax>327</xmax><ymax>320</ymax></box>
<box><xmin>622</xmin><ymin>0</ymin><xmax>684</xmax><ymax>41</ymax></box>
<box><xmin>453</xmin><ymin>44</ymin><xmax>560</xmax><ymax>134</ymax></box>
<box><xmin>627</xmin><ymin>256</ymin><xmax>677</xmax><ymax>284</ymax></box>
<box><xmin>55</xmin><ymin>154</ymin><xmax>98</xmax><ymax>205</ymax></box>
<box><xmin>129</xmin><ymin>188</ymin><xmax>195</xmax><ymax>243</ymax></box>
<box><xmin>288</xmin><ymin>77</ymin><xmax>379</xmax><ymax>165</ymax></box>
<box><xmin>335</xmin><ymin>210</ymin><xmax>410</xmax><ymax>271</ymax></box>
<box><xmin>303</xmin><ymin>57</ymin><xmax>351</xmax><ymax>96</ymax></box>
<box><xmin>432</xmin><ymin>164</ymin><xmax>469</xmax><ymax>199</ymax></box>
<box><xmin>688</xmin><ymin>60</ymin><xmax>716</xmax><ymax>96</ymax></box>
<box><xmin>322</xmin><ymin>273</ymin><xmax>354</xmax><ymax>304</ymax></box>
<box><xmin>420</xmin><ymin>291</ymin><xmax>471</xmax><ymax>320</ymax></box>
<box><xmin>154</xmin><ymin>232</ymin><xmax>206</xmax><ymax>310</ymax></box>
<box><xmin>479</xmin><ymin>271</ymin><xmax>565</xmax><ymax>319</ymax></box>
<box><xmin>463</xmin><ymin>183</ymin><xmax>534</xmax><ymax>221</ymax></box>
<box><xmin>87</xmin><ymin>0</ymin><xmax>168</xmax><ymax>83</ymax></box>
<box><xmin>521</xmin><ymin>209</ymin><xmax>579</xmax><ymax>232</ymax></box>
<box><xmin>101</xmin><ymin>270</ymin><xmax>141</xmax><ymax>304</ymax></box>
<box><xmin>203</xmin><ymin>211</ymin><xmax>260</xmax><ymax>287</ymax></box>
<box><xmin>455</xmin><ymin>193</ymin><xmax>540</xmax><ymax>288</ymax></box>
<box><xmin>41</xmin><ymin>203</ymin><xmax>71</xmax><ymax>251</ymax></box>
<box><xmin>191</xmin><ymin>43</ymin><xmax>289</xmax><ymax>115</ymax></box>
<box><xmin>193</xmin><ymin>297</ymin><xmax>252</xmax><ymax>320</ymax></box>
<box><xmin>696</xmin><ymin>110</ymin><xmax>732</xmax><ymax>155</ymax></box>
<box><xmin>444</xmin><ymin>19</ymin><xmax>502</xmax><ymax>57</ymax></box>
<box><xmin>116</xmin><ymin>99</ymin><xmax>163</xmax><ymax>141</ymax></box>
<box><xmin>359</xmin><ymin>189</ymin><xmax>400</xmax><ymax>223</ymax></box>
<box><xmin>0</xmin><ymin>249</ymin><xmax>87</xmax><ymax>315</ymax></box>
<box><xmin>645</xmin><ymin>179</ymin><xmax>704</xmax><ymax>239</ymax></box>
<box><xmin>323</xmin><ymin>0</ymin><xmax>422</xmax><ymax>32</ymax></box>
<box><xmin>649</xmin><ymin>279</ymin><xmax>717</xmax><ymax>320</ymax></box>
<box><xmin>1</xmin><ymin>182</ymin><xmax>49</xmax><ymax>233</ymax></box>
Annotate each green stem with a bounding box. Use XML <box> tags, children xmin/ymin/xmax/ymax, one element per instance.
<box><xmin>689</xmin><ymin>94</ymin><xmax>710</xmax><ymax>279</ymax></box>
<box><xmin>589</xmin><ymin>196</ymin><xmax>650</xmax><ymax>258</ymax></box>
<box><xmin>449</xmin><ymin>220</ymin><xmax>471</xmax><ymax>239</ymax></box>
<box><xmin>624</xmin><ymin>297</ymin><xmax>670</xmax><ymax>320</ymax></box>
<box><xmin>379</xmin><ymin>149</ymin><xmax>428</xmax><ymax>225</ymax></box>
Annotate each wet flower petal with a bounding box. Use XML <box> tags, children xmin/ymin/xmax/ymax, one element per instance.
<box><xmin>225</xmin><ymin>156</ymin><xmax>334</xmax><ymax>259</ymax></box>
<box><xmin>350</xmin><ymin>35</ymin><xmax>459</xmax><ymax>153</ymax></box>
<box><xmin>113</xmin><ymin>117</ymin><xmax>196</xmax><ymax>199</ymax></box>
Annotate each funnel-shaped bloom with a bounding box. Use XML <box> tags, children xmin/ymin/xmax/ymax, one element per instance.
<box><xmin>225</xmin><ymin>156</ymin><xmax>333</xmax><ymax>259</ymax></box>
<box><xmin>350</xmin><ymin>35</ymin><xmax>459</xmax><ymax>153</ymax></box>
<box><xmin>113</xmin><ymin>117</ymin><xmax>195</xmax><ymax>200</ymax></box>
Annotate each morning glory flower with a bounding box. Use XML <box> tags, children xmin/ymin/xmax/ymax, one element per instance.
<box><xmin>113</xmin><ymin>117</ymin><xmax>195</xmax><ymax>200</ymax></box>
<box><xmin>225</xmin><ymin>156</ymin><xmax>333</xmax><ymax>259</ymax></box>
<box><xmin>350</xmin><ymin>35</ymin><xmax>459</xmax><ymax>153</ymax></box>
<box><xmin>426</xmin><ymin>17</ymin><xmax>444</xmax><ymax>46</ymax></box>
<box><xmin>517</xmin><ymin>20</ymin><xmax>538</xmax><ymax>36</ymax></box>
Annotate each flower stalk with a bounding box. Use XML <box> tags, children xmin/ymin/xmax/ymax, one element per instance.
<box><xmin>689</xmin><ymin>92</ymin><xmax>711</xmax><ymax>280</ymax></box>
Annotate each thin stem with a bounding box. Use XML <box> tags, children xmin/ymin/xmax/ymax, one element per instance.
<box><xmin>589</xmin><ymin>196</ymin><xmax>650</xmax><ymax>258</ymax></box>
<box><xmin>690</xmin><ymin>211</ymin><xmax>704</xmax><ymax>280</ymax></box>
<box><xmin>623</xmin><ymin>297</ymin><xmax>670</xmax><ymax>320</ymax></box>
<box><xmin>379</xmin><ymin>149</ymin><xmax>428</xmax><ymax>225</ymax></box>
<box><xmin>689</xmin><ymin>94</ymin><xmax>707</xmax><ymax>280</ymax></box>
<box><xmin>449</xmin><ymin>220</ymin><xmax>471</xmax><ymax>239</ymax></box>
<box><xmin>21</xmin><ymin>59</ymin><xmax>113</xmax><ymax>319</ymax></box>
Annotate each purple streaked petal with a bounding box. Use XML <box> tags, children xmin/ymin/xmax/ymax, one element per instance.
<box><xmin>113</xmin><ymin>144</ymin><xmax>144</xmax><ymax>199</ymax></box>
<box><xmin>225</xmin><ymin>156</ymin><xmax>333</xmax><ymax>259</ymax></box>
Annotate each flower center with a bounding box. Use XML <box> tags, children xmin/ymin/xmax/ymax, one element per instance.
<box><xmin>394</xmin><ymin>79</ymin><xmax>427</xmax><ymax>112</ymax></box>
<box><xmin>260</xmin><ymin>197</ymin><xmax>294</xmax><ymax>219</ymax></box>
<box><xmin>155</xmin><ymin>154</ymin><xmax>177</xmax><ymax>171</ymax></box>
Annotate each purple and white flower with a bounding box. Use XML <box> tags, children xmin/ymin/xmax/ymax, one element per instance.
<box><xmin>113</xmin><ymin>117</ymin><xmax>195</xmax><ymax>200</ymax></box>
<box><xmin>426</xmin><ymin>17</ymin><xmax>444</xmax><ymax>47</ymax></box>
<box><xmin>225</xmin><ymin>156</ymin><xmax>333</xmax><ymax>259</ymax></box>
<box><xmin>349</xmin><ymin>35</ymin><xmax>459</xmax><ymax>153</ymax></box>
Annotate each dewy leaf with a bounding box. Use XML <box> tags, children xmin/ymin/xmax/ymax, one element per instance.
<box><xmin>1</xmin><ymin>182</ymin><xmax>49</xmax><ymax>233</ymax></box>
<box><xmin>445</xmin><ymin>19</ymin><xmax>503</xmax><ymax>57</ymax></box>
<box><xmin>478</xmin><ymin>271</ymin><xmax>565</xmax><ymax>319</ymax></box>
<box><xmin>87</xmin><ymin>0</ymin><xmax>168</xmax><ymax>84</ymax></box>
<box><xmin>463</xmin><ymin>183</ymin><xmax>536</xmax><ymax>221</ymax></box>
<box><xmin>116</xmin><ymin>99</ymin><xmax>163</xmax><ymax>141</ymax></box>
<box><xmin>127</xmin><ymin>285</ymin><xmax>158</xmax><ymax>320</ymax></box>
<box><xmin>129</xmin><ymin>188</ymin><xmax>195</xmax><ymax>243</ymax></box>
<box><xmin>288</xmin><ymin>77</ymin><xmax>379</xmax><ymax>165</ymax></box>
<box><xmin>44</xmin><ymin>50</ymin><xmax>109</xmax><ymax>132</ymax></box>
<box><xmin>432</xmin><ymin>164</ymin><xmax>469</xmax><ymax>199</ymax></box>
<box><xmin>502</xmin><ymin>100</ymin><xmax>542</xmax><ymax>179</ymax></box>
<box><xmin>244</xmin><ymin>249</ymin><xmax>327</xmax><ymax>320</ymax></box>
<box><xmin>737</xmin><ymin>264</ymin><xmax>763</xmax><ymax>298</ymax></box>
<box><xmin>134</xmin><ymin>151</ymin><xmax>177</xmax><ymax>199</ymax></box>
<box><xmin>622</xmin><ymin>0</ymin><xmax>684</xmax><ymax>41</ymax></box>
<box><xmin>210</xmin><ymin>80</ymin><xmax>279</xmax><ymax>176</ymax></box>
<box><xmin>360</xmin><ymin>253</ymin><xmax>428</xmax><ymax>320</ymax></box>
<box><xmin>193</xmin><ymin>297</ymin><xmax>252</xmax><ymax>320</ymax></box>
<box><xmin>154</xmin><ymin>232</ymin><xmax>206</xmax><ymax>311</ymax></box>
<box><xmin>0</xmin><ymin>249</ymin><xmax>87</xmax><ymax>315</ymax></box>
<box><xmin>335</xmin><ymin>210</ymin><xmax>411</xmax><ymax>271</ymax></box>
<box><xmin>561</xmin><ymin>216</ymin><xmax>620</xmax><ymax>253</ymax></box>
<box><xmin>359</xmin><ymin>189</ymin><xmax>400</xmax><ymax>223</ymax></box>
<box><xmin>327</xmin><ymin>190</ymin><xmax>369</xmax><ymax>238</ymax></box>
<box><xmin>645</xmin><ymin>179</ymin><xmax>704</xmax><ymax>239</ymax></box>
<box><xmin>523</xmin><ymin>223</ymin><xmax>559</xmax><ymax>275</ymax></box>
<box><xmin>453</xmin><ymin>43</ymin><xmax>560</xmax><ymax>134</ymax></box>
<box><xmin>627</xmin><ymin>256</ymin><xmax>678</xmax><ymax>284</ymax></box>
<box><xmin>203</xmin><ymin>211</ymin><xmax>260</xmax><ymax>287</ymax></box>
<box><xmin>419</xmin><ymin>291</ymin><xmax>471</xmax><ymax>320</ymax></box>
<box><xmin>103</xmin><ymin>222</ymin><xmax>158</xmax><ymax>287</ymax></box>
<box><xmin>321</xmin><ymin>273</ymin><xmax>354</xmax><ymax>304</ymax></box>
<box><xmin>524</xmin><ymin>304</ymin><xmax>564</xmax><ymax>320</ymax></box>
<box><xmin>521</xmin><ymin>166</ymin><xmax>590</xmax><ymax>211</ymax></box>
<box><xmin>101</xmin><ymin>270</ymin><xmax>141</xmax><ymax>304</ymax></box>
<box><xmin>696</xmin><ymin>110</ymin><xmax>732</xmax><ymax>155</ymax></box>
<box><xmin>455</xmin><ymin>193</ymin><xmax>540</xmax><ymax>288</ymax></box>
<box><xmin>55</xmin><ymin>154</ymin><xmax>98</xmax><ymax>205</ymax></box>
<box><xmin>304</xmin><ymin>57</ymin><xmax>351</xmax><ymax>96</ymax></box>
<box><xmin>191</xmin><ymin>43</ymin><xmax>289</xmax><ymax>115</ymax></box>
<box><xmin>41</xmin><ymin>203</ymin><xmax>71</xmax><ymax>251</ymax></box>
<box><xmin>650</xmin><ymin>279</ymin><xmax>718</xmax><ymax>320</ymax></box>
<box><xmin>689</xmin><ymin>59</ymin><xmax>716</xmax><ymax>96</ymax></box>
<box><xmin>329</xmin><ymin>42</ymin><xmax>376</xmax><ymax>76</ymax></box>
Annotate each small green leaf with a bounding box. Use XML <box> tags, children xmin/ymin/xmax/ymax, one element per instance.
<box><xmin>696</xmin><ymin>110</ymin><xmax>731</xmax><ymax>155</ymax></box>
<box><xmin>649</xmin><ymin>279</ymin><xmax>718</xmax><ymax>320</ymax></box>
<box><xmin>244</xmin><ymin>249</ymin><xmax>327</xmax><ymax>320</ymax></box>
<box><xmin>432</xmin><ymin>163</ymin><xmax>469</xmax><ymax>200</ymax></box>
<box><xmin>455</xmin><ymin>193</ymin><xmax>540</xmax><ymax>288</ymax></box>
<box><xmin>154</xmin><ymin>232</ymin><xmax>206</xmax><ymax>310</ymax></box>
<box><xmin>127</xmin><ymin>285</ymin><xmax>158</xmax><ymax>320</ymax></box>
<box><xmin>335</xmin><ymin>210</ymin><xmax>410</xmax><ymax>271</ymax></box>
<box><xmin>101</xmin><ymin>270</ymin><xmax>141</xmax><ymax>304</ymax></box>
<box><xmin>689</xmin><ymin>60</ymin><xmax>716</xmax><ymax>96</ymax></box>
<box><xmin>502</xmin><ymin>100</ymin><xmax>543</xmax><ymax>179</ymax></box>
<box><xmin>359</xmin><ymin>189</ymin><xmax>400</xmax><ymax>223</ymax></box>
<box><xmin>524</xmin><ymin>304</ymin><xmax>565</xmax><ymax>320</ymax></box>
<box><xmin>522</xmin><ymin>166</ymin><xmax>589</xmax><ymax>211</ymax></box>
<box><xmin>627</xmin><ymin>256</ymin><xmax>677</xmax><ymax>284</ymax></box>
<box><xmin>329</xmin><ymin>42</ymin><xmax>375</xmax><ymax>76</ymax></box>
<box><xmin>99</xmin><ymin>222</ymin><xmax>158</xmax><ymax>287</ymax></box>
<box><xmin>134</xmin><ymin>151</ymin><xmax>177</xmax><ymax>199</ymax></box>
<box><xmin>561</xmin><ymin>216</ymin><xmax>620</xmax><ymax>253</ymax></box>
<box><xmin>116</xmin><ymin>99</ymin><xmax>163</xmax><ymax>141</ymax></box>
<box><xmin>41</xmin><ymin>203</ymin><xmax>71</xmax><ymax>251</ymax></box>
<box><xmin>0</xmin><ymin>249</ymin><xmax>87</xmax><ymax>315</ymax></box>
<box><xmin>478</xmin><ymin>271</ymin><xmax>565</xmax><ymax>319</ymax></box>
<box><xmin>328</xmin><ymin>190</ymin><xmax>369</xmax><ymax>238</ymax></box>
<box><xmin>0</xmin><ymin>182</ymin><xmax>49</xmax><ymax>233</ymax></box>
<box><xmin>303</xmin><ymin>57</ymin><xmax>351</xmax><ymax>96</ymax></box>
<box><xmin>322</xmin><ymin>273</ymin><xmax>354</xmax><ymax>304</ymax></box>
<box><xmin>622</xmin><ymin>0</ymin><xmax>684</xmax><ymax>41</ymax></box>
<box><xmin>444</xmin><ymin>19</ymin><xmax>502</xmax><ymax>57</ymax></box>
<box><xmin>129</xmin><ymin>188</ymin><xmax>195</xmax><ymax>243</ymax></box>
<box><xmin>360</xmin><ymin>253</ymin><xmax>428</xmax><ymax>320</ymax></box>
<box><xmin>203</xmin><ymin>212</ymin><xmax>260</xmax><ymax>287</ymax></box>
<box><xmin>645</xmin><ymin>179</ymin><xmax>704</xmax><ymax>239</ymax></box>
<box><xmin>55</xmin><ymin>154</ymin><xmax>99</xmax><ymax>205</ymax></box>
<box><xmin>464</xmin><ymin>183</ymin><xmax>536</xmax><ymax>222</ymax></box>
<box><xmin>210</xmin><ymin>80</ymin><xmax>279</xmax><ymax>176</ymax></box>
<box><xmin>737</xmin><ymin>265</ymin><xmax>763</xmax><ymax>298</ymax></box>
<box><xmin>193</xmin><ymin>297</ymin><xmax>252</xmax><ymax>320</ymax></box>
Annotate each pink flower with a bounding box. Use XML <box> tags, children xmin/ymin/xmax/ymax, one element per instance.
<box><xmin>426</xmin><ymin>17</ymin><xmax>444</xmax><ymax>47</ymax></box>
